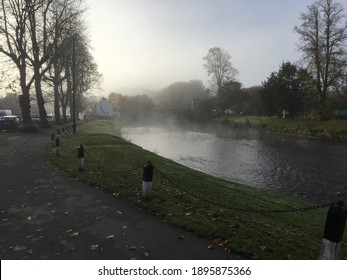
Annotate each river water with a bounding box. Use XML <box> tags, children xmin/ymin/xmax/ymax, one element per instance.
<box><xmin>121</xmin><ymin>124</ymin><xmax>347</xmax><ymax>204</ymax></box>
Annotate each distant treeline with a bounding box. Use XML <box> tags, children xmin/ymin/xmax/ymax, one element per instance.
<box><xmin>107</xmin><ymin>63</ymin><xmax>347</xmax><ymax>123</ymax></box>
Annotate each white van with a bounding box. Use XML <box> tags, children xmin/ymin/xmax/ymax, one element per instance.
<box><xmin>0</xmin><ymin>110</ymin><xmax>13</xmax><ymax>117</ymax></box>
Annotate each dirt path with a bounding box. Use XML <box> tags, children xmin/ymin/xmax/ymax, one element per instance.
<box><xmin>0</xmin><ymin>129</ymin><xmax>242</xmax><ymax>260</ymax></box>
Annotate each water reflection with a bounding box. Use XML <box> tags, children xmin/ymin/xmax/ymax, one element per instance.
<box><xmin>122</xmin><ymin>125</ymin><xmax>347</xmax><ymax>203</ymax></box>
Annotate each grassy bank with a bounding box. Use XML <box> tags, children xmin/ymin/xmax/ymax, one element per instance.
<box><xmin>215</xmin><ymin>116</ymin><xmax>347</xmax><ymax>141</ymax></box>
<box><xmin>47</xmin><ymin>119</ymin><xmax>347</xmax><ymax>259</ymax></box>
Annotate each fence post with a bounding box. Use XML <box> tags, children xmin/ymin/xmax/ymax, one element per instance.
<box><xmin>320</xmin><ymin>201</ymin><xmax>347</xmax><ymax>259</ymax></box>
<box><xmin>56</xmin><ymin>128</ymin><xmax>61</xmax><ymax>138</ymax></box>
<box><xmin>142</xmin><ymin>161</ymin><xmax>153</xmax><ymax>198</ymax></box>
<box><xmin>51</xmin><ymin>132</ymin><xmax>55</xmax><ymax>148</ymax></box>
<box><xmin>55</xmin><ymin>137</ymin><xmax>60</xmax><ymax>157</ymax></box>
<box><xmin>77</xmin><ymin>144</ymin><xmax>85</xmax><ymax>171</ymax></box>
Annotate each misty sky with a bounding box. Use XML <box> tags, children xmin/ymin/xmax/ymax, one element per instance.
<box><xmin>87</xmin><ymin>0</ymin><xmax>322</xmax><ymax>95</ymax></box>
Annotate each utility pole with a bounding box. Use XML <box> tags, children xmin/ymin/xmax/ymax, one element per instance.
<box><xmin>72</xmin><ymin>35</ymin><xmax>76</xmax><ymax>134</ymax></box>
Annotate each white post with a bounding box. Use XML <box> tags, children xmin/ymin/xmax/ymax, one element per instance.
<box><xmin>77</xmin><ymin>144</ymin><xmax>85</xmax><ymax>171</ymax></box>
<box><xmin>319</xmin><ymin>201</ymin><xmax>346</xmax><ymax>259</ymax></box>
<box><xmin>142</xmin><ymin>161</ymin><xmax>153</xmax><ymax>198</ymax></box>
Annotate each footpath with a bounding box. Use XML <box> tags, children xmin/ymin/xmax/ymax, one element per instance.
<box><xmin>0</xmin><ymin>128</ymin><xmax>242</xmax><ymax>260</ymax></box>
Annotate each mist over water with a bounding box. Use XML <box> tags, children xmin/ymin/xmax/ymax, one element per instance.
<box><xmin>122</xmin><ymin>123</ymin><xmax>347</xmax><ymax>204</ymax></box>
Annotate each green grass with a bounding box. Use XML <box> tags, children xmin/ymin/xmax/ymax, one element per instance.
<box><xmin>216</xmin><ymin>116</ymin><xmax>347</xmax><ymax>141</ymax></box>
<box><xmin>47</xmin><ymin>119</ymin><xmax>347</xmax><ymax>260</ymax></box>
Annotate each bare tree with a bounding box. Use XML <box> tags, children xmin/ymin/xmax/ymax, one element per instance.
<box><xmin>0</xmin><ymin>0</ymin><xmax>32</xmax><ymax>124</ymax></box>
<box><xmin>46</xmin><ymin>28</ymin><xmax>101</xmax><ymax>123</ymax></box>
<box><xmin>294</xmin><ymin>0</ymin><xmax>347</xmax><ymax>119</ymax></box>
<box><xmin>44</xmin><ymin>0</ymin><xmax>86</xmax><ymax>123</ymax></box>
<box><xmin>70</xmin><ymin>34</ymin><xmax>102</xmax><ymax>119</ymax></box>
<box><xmin>0</xmin><ymin>0</ymin><xmax>86</xmax><ymax>126</ymax></box>
<box><xmin>203</xmin><ymin>47</ymin><xmax>238</xmax><ymax>94</ymax></box>
<box><xmin>26</xmin><ymin>0</ymin><xmax>85</xmax><ymax>126</ymax></box>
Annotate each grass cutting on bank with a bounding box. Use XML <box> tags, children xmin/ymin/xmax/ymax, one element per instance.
<box><xmin>47</xmin><ymin>119</ymin><xmax>347</xmax><ymax>260</ymax></box>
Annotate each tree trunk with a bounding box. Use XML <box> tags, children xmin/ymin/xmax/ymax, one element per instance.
<box><xmin>18</xmin><ymin>66</ymin><xmax>32</xmax><ymax>125</ymax></box>
<box><xmin>18</xmin><ymin>92</ymin><xmax>31</xmax><ymax>125</ymax></box>
<box><xmin>34</xmin><ymin>68</ymin><xmax>48</xmax><ymax>127</ymax></box>
<box><xmin>53</xmin><ymin>67</ymin><xmax>61</xmax><ymax>124</ymax></box>
<box><xmin>54</xmin><ymin>82</ymin><xmax>61</xmax><ymax>124</ymax></box>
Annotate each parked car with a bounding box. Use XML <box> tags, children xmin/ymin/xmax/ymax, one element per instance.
<box><xmin>0</xmin><ymin>115</ymin><xmax>21</xmax><ymax>131</ymax></box>
<box><xmin>31</xmin><ymin>115</ymin><xmax>41</xmax><ymax>125</ymax></box>
<box><xmin>47</xmin><ymin>114</ymin><xmax>55</xmax><ymax>124</ymax></box>
<box><xmin>0</xmin><ymin>109</ymin><xmax>13</xmax><ymax>117</ymax></box>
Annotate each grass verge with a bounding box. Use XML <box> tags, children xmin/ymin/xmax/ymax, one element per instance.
<box><xmin>216</xmin><ymin>116</ymin><xmax>347</xmax><ymax>141</ymax></box>
<box><xmin>47</xmin><ymin>119</ymin><xmax>347</xmax><ymax>259</ymax></box>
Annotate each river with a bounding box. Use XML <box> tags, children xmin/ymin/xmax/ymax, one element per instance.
<box><xmin>121</xmin><ymin>124</ymin><xmax>347</xmax><ymax>204</ymax></box>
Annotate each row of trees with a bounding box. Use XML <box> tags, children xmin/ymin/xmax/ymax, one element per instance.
<box><xmin>108</xmin><ymin>80</ymin><xmax>209</xmax><ymax>113</ymax></box>
<box><xmin>0</xmin><ymin>0</ymin><xmax>101</xmax><ymax>126</ymax></box>
<box><xmin>202</xmin><ymin>0</ymin><xmax>347</xmax><ymax>120</ymax></box>
<box><xmin>105</xmin><ymin>0</ymin><xmax>347</xmax><ymax>123</ymax></box>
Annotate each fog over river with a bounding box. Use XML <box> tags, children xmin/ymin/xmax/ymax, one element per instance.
<box><xmin>122</xmin><ymin>124</ymin><xmax>347</xmax><ymax>204</ymax></box>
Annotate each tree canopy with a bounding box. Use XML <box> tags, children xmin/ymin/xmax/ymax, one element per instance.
<box><xmin>203</xmin><ymin>47</ymin><xmax>238</xmax><ymax>94</ymax></box>
<box><xmin>294</xmin><ymin>0</ymin><xmax>347</xmax><ymax>119</ymax></box>
<box><xmin>0</xmin><ymin>0</ymin><xmax>100</xmax><ymax>125</ymax></box>
<box><xmin>261</xmin><ymin>62</ymin><xmax>313</xmax><ymax>117</ymax></box>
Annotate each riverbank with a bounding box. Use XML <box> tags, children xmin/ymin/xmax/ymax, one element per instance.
<box><xmin>213</xmin><ymin>116</ymin><xmax>347</xmax><ymax>141</ymax></box>
<box><xmin>1</xmin><ymin>128</ymin><xmax>233</xmax><ymax>260</ymax></box>
<box><xmin>48</xmin><ymin>119</ymin><xmax>347</xmax><ymax>259</ymax></box>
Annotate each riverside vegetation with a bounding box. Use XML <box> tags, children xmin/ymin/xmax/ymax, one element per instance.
<box><xmin>47</xmin><ymin>119</ymin><xmax>347</xmax><ymax>260</ymax></box>
<box><xmin>216</xmin><ymin>116</ymin><xmax>347</xmax><ymax>141</ymax></box>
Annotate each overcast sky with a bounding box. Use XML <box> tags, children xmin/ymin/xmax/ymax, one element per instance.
<box><xmin>86</xmin><ymin>0</ymin><xmax>329</xmax><ymax>95</ymax></box>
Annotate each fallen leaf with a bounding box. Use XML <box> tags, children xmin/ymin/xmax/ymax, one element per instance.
<box><xmin>144</xmin><ymin>251</ymin><xmax>151</xmax><ymax>257</ymax></box>
<box><xmin>66</xmin><ymin>229</ymin><xmax>73</xmax><ymax>233</ymax></box>
<box><xmin>116</xmin><ymin>210</ymin><xmax>122</xmax><ymax>215</ymax></box>
<box><xmin>69</xmin><ymin>232</ymin><xmax>80</xmax><ymax>238</ymax></box>
<box><xmin>178</xmin><ymin>233</ymin><xmax>185</xmax><ymax>240</ymax></box>
<box><xmin>208</xmin><ymin>244</ymin><xmax>214</xmax><ymax>250</ymax></box>
<box><xmin>107</xmin><ymin>235</ymin><xmax>114</xmax><ymax>239</ymax></box>
<box><xmin>28</xmin><ymin>249</ymin><xmax>33</xmax><ymax>254</ymax></box>
<box><xmin>185</xmin><ymin>212</ymin><xmax>192</xmax><ymax>216</ymax></box>
<box><xmin>13</xmin><ymin>245</ymin><xmax>27</xmax><ymax>252</ymax></box>
<box><xmin>127</xmin><ymin>245</ymin><xmax>136</xmax><ymax>250</ymax></box>
<box><xmin>259</xmin><ymin>246</ymin><xmax>266</xmax><ymax>251</ymax></box>
<box><xmin>26</xmin><ymin>216</ymin><xmax>32</xmax><ymax>223</ymax></box>
<box><xmin>122</xmin><ymin>226</ymin><xmax>128</xmax><ymax>230</ymax></box>
<box><xmin>91</xmin><ymin>244</ymin><xmax>103</xmax><ymax>252</ymax></box>
<box><xmin>218</xmin><ymin>240</ymin><xmax>228</xmax><ymax>247</ymax></box>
